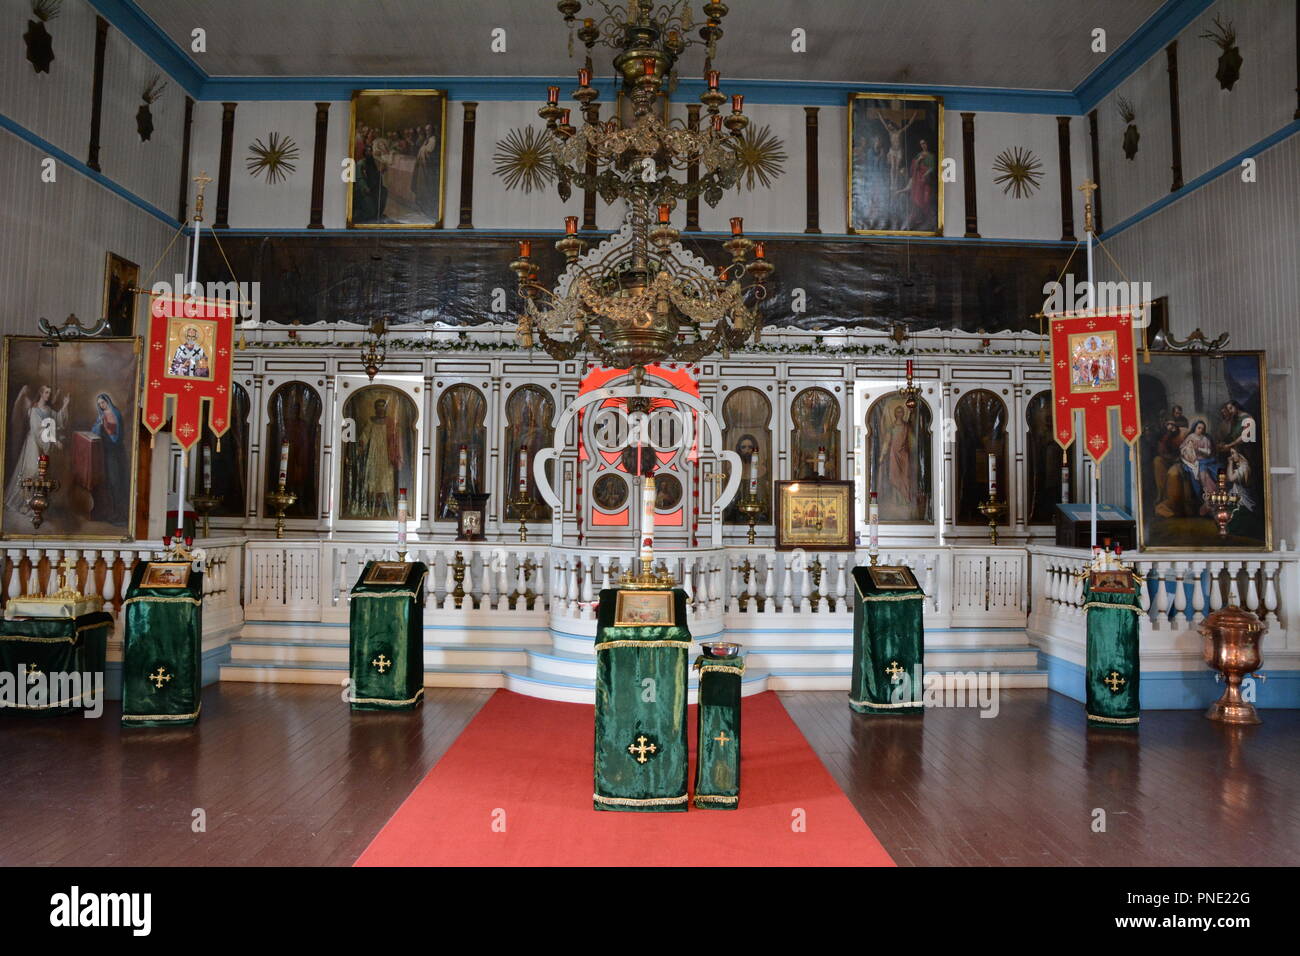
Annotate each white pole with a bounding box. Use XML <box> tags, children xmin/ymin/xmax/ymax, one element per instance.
<box><xmin>175</xmin><ymin>214</ymin><xmax>202</xmax><ymax>541</ymax></box>
<box><xmin>1086</xmin><ymin>215</ymin><xmax>1097</xmax><ymax>550</ymax></box>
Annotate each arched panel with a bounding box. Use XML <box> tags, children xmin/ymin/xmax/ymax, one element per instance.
<box><xmin>263</xmin><ymin>382</ymin><xmax>323</xmax><ymax>519</ymax></box>
<box><xmin>790</xmin><ymin>386</ymin><xmax>841</xmax><ymax>480</ymax></box>
<box><xmin>722</xmin><ymin>387</ymin><xmax>772</xmax><ymax>524</ymax></box>
<box><xmin>339</xmin><ymin>385</ymin><xmax>419</xmax><ymax>520</ymax></box>
<box><xmin>1025</xmin><ymin>390</ymin><xmax>1071</xmax><ymax>525</ymax></box>
<box><xmin>954</xmin><ymin>388</ymin><xmax>1007</xmax><ymax>525</ymax></box>
<box><xmin>205</xmin><ymin>383</ymin><xmax>249</xmax><ymax>517</ymax></box>
<box><xmin>434</xmin><ymin>383</ymin><xmax>487</xmax><ymax>521</ymax></box>
<box><xmin>866</xmin><ymin>392</ymin><xmax>933</xmax><ymax>522</ymax></box>
<box><xmin>503</xmin><ymin>384</ymin><xmax>555</xmax><ymax>520</ymax></box>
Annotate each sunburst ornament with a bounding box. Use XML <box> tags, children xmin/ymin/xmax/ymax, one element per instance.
<box><xmin>992</xmin><ymin>146</ymin><xmax>1043</xmax><ymax>198</ymax></box>
<box><xmin>246</xmin><ymin>132</ymin><xmax>299</xmax><ymax>184</ymax></box>
<box><xmin>493</xmin><ymin>126</ymin><xmax>556</xmax><ymax>194</ymax></box>
<box><xmin>733</xmin><ymin>123</ymin><xmax>787</xmax><ymax>192</ymax></box>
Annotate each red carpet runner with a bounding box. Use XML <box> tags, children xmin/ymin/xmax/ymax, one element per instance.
<box><xmin>356</xmin><ymin>690</ymin><xmax>894</xmax><ymax>866</ymax></box>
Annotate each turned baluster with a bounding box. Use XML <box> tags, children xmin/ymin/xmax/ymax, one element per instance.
<box><xmin>1171</xmin><ymin>562</ymin><xmax>1188</xmax><ymax>624</ymax></box>
<box><xmin>1189</xmin><ymin>561</ymin><xmax>1205</xmax><ymax>623</ymax></box>
<box><xmin>1245</xmin><ymin>561</ymin><xmax>1261</xmax><ymax>616</ymax></box>
<box><xmin>1262</xmin><ymin>562</ymin><xmax>1280</xmax><ymax>627</ymax></box>
<box><xmin>1207</xmin><ymin>560</ymin><xmax>1224</xmax><ymax>613</ymax></box>
<box><xmin>5</xmin><ymin>548</ymin><xmax>22</xmax><ymax>603</ymax></box>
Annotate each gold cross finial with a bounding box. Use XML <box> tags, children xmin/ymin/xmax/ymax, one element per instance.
<box><xmin>192</xmin><ymin>170</ymin><xmax>213</xmax><ymax>220</ymax></box>
<box><xmin>1078</xmin><ymin>179</ymin><xmax>1098</xmax><ymax>235</ymax></box>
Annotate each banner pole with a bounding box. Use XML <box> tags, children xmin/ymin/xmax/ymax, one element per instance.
<box><xmin>1085</xmin><ymin>212</ymin><xmax>1098</xmax><ymax>550</ymax></box>
<box><xmin>175</xmin><ymin>213</ymin><xmax>203</xmax><ymax>541</ymax></box>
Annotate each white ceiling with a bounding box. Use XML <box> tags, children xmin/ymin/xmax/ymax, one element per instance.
<box><xmin>134</xmin><ymin>0</ymin><xmax>1166</xmax><ymax>90</ymax></box>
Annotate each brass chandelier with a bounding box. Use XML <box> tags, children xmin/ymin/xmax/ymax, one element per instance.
<box><xmin>510</xmin><ymin>0</ymin><xmax>774</xmax><ymax>380</ymax></box>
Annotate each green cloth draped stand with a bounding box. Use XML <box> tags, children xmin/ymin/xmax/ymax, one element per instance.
<box><xmin>693</xmin><ymin>653</ymin><xmax>743</xmax><ymax>809</ymax></box>
<box><xmin>593</xmin><ymin>588</ymin><xmax>691</xmax><ymax>812</ymax></box>
<box><xmin>849</xmin><ymin>567</ymin><xmax>925</xmax><ymax>715</ymax></box>
<box><xmin>122</xmin><ymin>564</ymin><xmax>204</xmax><ymax>727</ymax></box>
<box><xmin>0</xmin><ymin>612</ymin><xmax>111</xmax><ymax>715</ymax></box>
<box><xmin>1084</xmin><ymin>575</ymin><xmax>1141</xmax><ymax>728</ymax></box>
<box><xmin>348</xmin><ymin>562</ymin><xmax>428</xmax><ymax>711</ymax></box>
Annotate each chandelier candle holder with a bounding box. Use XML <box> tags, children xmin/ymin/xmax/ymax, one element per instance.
<box><xmin>1206</xmin><ymin>473</ymin><xmax>1240</xmax><ymax>538</ymax></box>
<box><xmin>512</xmin><ymin>0</ymin><xmax>774</xmax><ymax>381</ymax></box>
<box><xmin>899</xmin><ymin>358</ymin><xmax>921</xmax><ymax>409</ymax></box>
<box><xmin>265</xmin><ymin>442</ymin><xmax>296</xmax><ymax>539</ymax></box>
<box><xmin>978</xmin><ymin>454</ymin><xmax>1007</xmax><ymax>545</ymax></box>
<box><xmin>21</xmin><ymin>453</ymin><xmax>59</xmax><ymax>530</ymax></box>
<box><xmin>190</xmin><ymin>444</ymin><xmax>221</xmax><ymax>538</ymax></box>
<box><xmin>359</xmin><ymin>315</ymin><xmax>388</xmax><ymax>381</ymax></box>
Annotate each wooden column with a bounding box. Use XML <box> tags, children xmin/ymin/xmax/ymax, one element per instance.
<box><xmin>177</xmin><ymin>96</ymin><xmax>194</xmax><ymax>221</ymax></box>
<box><xmin>1055</xmin><ymin>116</ymin><xmax>1075</xmax><ymax>241</ymax></box>
<box><xmin>960</xmin><ymin>111</ymin><xmax>979</xmax><ymax>238</ymax></box>
<box><xmin>308</xmin><ymin>102</ymin><xmax>330</xmax><ymax>229</ymax></box>
<box><xmin>804</xmin><ymin>107</ymin><xmax>821</xmax><ymax>233</ymax></box>
<box><xmin>1087</xmin><ymin>108</ymin><xmax>1103</xmax><ymax>234</ymax></box>
<box><xmin>1166</xmin><ymin>41</ymin><xmax>1184</xmax><ymax>191</ymax></box>
<box><xmin>685</xmin><ymin>104</ymin><xmax>701</xmax><ymax>231</ymax></box>
<box><xmin>87</xmin><ymin>17</ymin><xmax>108</xmax><ymax>171</ymax></box>
<box><xmin>214</xmin><ymin>102</ymin><xmax>237</xmax><ymax>229</ymax></box>
<box><xmin>456</xmin><ymin>102</ymin><xmax>477</xmax><ymax>229</ymax></box>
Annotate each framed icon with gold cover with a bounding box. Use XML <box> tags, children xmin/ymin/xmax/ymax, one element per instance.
<box><xmin>364</xmin><ymin>561</ymin><xmax>412</xmax><ymax>585</ymax></box>
<box><xmin>868</xmin><ymin>565</ymin><xmax>919</xmax><ymax>590</ymax></box>
<box><xmin>141</xmin><ymin>562</ymin><xmax>192</xmax><ymax>589</ymax></box>
<box><xmin>775</xmin><ymin>480</ymin><xmax>855</xmax><ymax>551</ymax></box>
<box><xmin>614</xmin><ymin>590</ymin><xmax>676</xmax><ymax>627</ymax></box>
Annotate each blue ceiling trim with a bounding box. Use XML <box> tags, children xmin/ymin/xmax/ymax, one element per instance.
<box><xmin>1100</xmin><ymin>120</ymin><xmax>1300</xmax><ymax>240</ymax></box>
<box><xmin>0</xmin><ymin>112</ymin><xmax>181</xmax><ymax>228</ymax></box>
<box><xmin>1074</xmin><ymin>0</ymin><xmax>1215</xmax><ymax>113</ymax></box>
<box><xmin>91</xmin><ymin>0</ymin><xmax>1214</xmax><ymax>117</ymax></box>
<box><xmin>85</xmin><ymin>0</ymin><xmax>206</xmax><ymax>98</ymax></box>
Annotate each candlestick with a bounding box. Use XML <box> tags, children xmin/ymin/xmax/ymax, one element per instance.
<box><xmin>640</xmin><ymin>475</ymin><xmax>656</xmax><ymax>563</ymax></box>
<box><xmin>816</xmin><ymin>446</ymin><xmax>826</xmax><ymax>478</ymax></box>
<box><xmin>906</xmin><ymin>358</ymin><xmax>913</xmax><ymax>379</ymax></box>
<box><xmin>547</xmin><ymin>86</ymin><xmax>559</xmax><ymax>105</ymax></box>
<box><xmin>279</xmin><ymin>441</ymin><xmax>290</xmax><ymax>486</ymax></box>
<box><xmin>707</xmin><ymin>70</ymin><xmax>719</xmax><ymax>90</ymax></box>
<box><xmin>578</xmin><ymin>68</ymin><xmax>590</xmax><ymax>87</ymax></box>
<box><xmin>869</xmin><ymin>490</ymin><xmax>880</xmax><ymax>564</ymax></box>
<box><xmin>988</xmin><ymin>453</ymin><xmax>997</xmax><ymax>497</ymax></box>
<box><xmin>711</xmin><ymin>115</ymin><xmax>723</xmax><ymax>132</ymax></box>
<box><xmin>730</xmin><ymin>217</ymin><xmax>743</xmax><ymax>236</ymax></box>
<box><xmin>731</xmin><ymin>93</ymin><xmax>744</xmax><ymax>113</ymax></box>
<box><xmin>658</xmin><ymin>203</ymin><xmax>671</xmax><ymax>224</ymax></box>
<box><xmin>396</xmin><ymin>487</ymin><xmax>408</xmax><ymax>559</ymax></box>
<box><xmin>202</xmin><ymin>444</ymin><xmax>213</xmax><ymax>493</ymax></box>
<box><xmin>518</xmin><ymin>445</ymin><xmax>529</xmax><ymax>494</ymax></box>
<box><xmin>748</xmin><ymin>451</ymin><xmax>758</xmax><ymax>495</ymax></box>
<box><xmin>457</xmin><ymin>445</ymin><xmax>468</xmax><ymax>493</ymax></box>
<box><xmin>518</xmin><ymin>239</ymin><xmax>532</xmax><ymax>258</ymax></box>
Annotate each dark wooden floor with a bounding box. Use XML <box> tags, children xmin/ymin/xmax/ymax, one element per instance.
<box><xmin>0</xmin><ymin>683</ymin><xmax>491</xmax><ymax>866</ymax></box>
<box><xmin>3</xmin><ymin>684</ymin><xmax>1297</xmax><ymax>866</ymax></box>
<box><xmin>780</xmin><ymin>689</ymin><xmax>1300</xmax><ymax>866</ymax></box>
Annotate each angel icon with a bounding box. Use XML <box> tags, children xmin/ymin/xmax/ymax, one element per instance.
<box><xmin>4</xmin><ymin>384</ymin><xmax>69</xmax><ymax>514</ymax></box>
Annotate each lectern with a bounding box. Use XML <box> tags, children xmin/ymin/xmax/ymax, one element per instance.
<box><xmin>693</xmin><ymin>645</ymin><xmax>743</xmax><ymax>809</ymax></box>
<box><xmin>1082</xmin><ymin>567</ymin><xmax>1141</xmax><ymax>728</ymax></box>
<box><xmin>348</xmin><ymin>561</ymin><xmax>428</xmax><ymax>711</ymax></box>
<box><xmin>593</xmin><ymin>587</ymin><xmax>691</xmax><ymax>811</ymax></box>
<box><xmin>849</xmin><ymin>565</ymin><xmax>926</xmax><ymax>715</ymax></box>
<box><xmin>121</xmin><ymin>560</ymin><xmax>204</xmax><ymax>727</ymax></box>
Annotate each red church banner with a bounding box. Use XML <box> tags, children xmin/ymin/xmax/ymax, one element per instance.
<box><xmin>142</xmin><ymin>295</ymin><xmax>236</xmax><ymax>451</ymax></box>
<box><xmin>1050</xmin><ymin>313</ymin><xmax>1140</xmax><ymax>464</ymax></box>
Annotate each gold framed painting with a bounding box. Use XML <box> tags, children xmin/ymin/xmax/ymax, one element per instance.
<box><xmin>347</xmin><ymin>90</ymin><xmax>448</xmax><ymax>228</ymax></box>
<box><xmin>102</xmin><ymin>251</ymin><xmax>140</xmax><ymax>337</ymax></box>
<box><xmin>868</xmin><ymin>565</ymin><xmax>918</xmax><ymax>590</ymax></box>
<box><xmin>141</xmin><ymin>562</ymin><xmax>191</xmax><ymax>589</ymax></box>
<box><xmin>0</xmin><ymin>336</ymin><xmax>141</xmax><ymax>540</ymax></box>
<box><xmin>1089</xmin><ymin>569</ymin><xmax>1135</xmax><ymax>593</ymax></box>
<box><xmin>775</xmin><ymin>479</ymin><xmax>855</xmax><ymax>551</ymax></box>
<box><xmin>614</xmin><ymin>589</ymin><xmax>676</xmax><ymax>627</ymax></box>
<box><xmin>364</xmin><ymin>561</ymin><xmax>412</xmax><ymax>585</ymax></box>
<box><xmin>847</xmin><ymin>92</ymin><xmax>943</xmax><ymax>235</ymax></box>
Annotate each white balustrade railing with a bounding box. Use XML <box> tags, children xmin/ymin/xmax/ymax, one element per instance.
<box><xmin>1027</xmin><ymin>544</ymin><xmax>1295</xmax><ymax>645</ymax></box>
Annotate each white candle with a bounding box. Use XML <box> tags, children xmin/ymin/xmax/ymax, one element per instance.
<box><xmin>397</xmin><ymin>487</ymin><xmax>408</xmax><ymax>550</ymax></box>
<box><xmin>640</xmin><ymin>476</ymin><xmax>656</xmax><ymax>562</ymax></box>
<box><xmin>202</xmin><ymin>445</ymin><xmax>213</xmax><ymax>493</ymax></box>
<box><xmin>869</xmin><ymin>491</ymin><xmax>880</xmax><ymax>553</ymax></box>
<box><xmin>988</xmin><ymin>453</ymin><xmax>997</xmax><ymax>497</ymax></box>
<box><xmin>457</xmin><ymin>445</ymin><xmax>468</xmax><ymax>492</ymax></box>
<box><xmin>278</xmin><ymin>441</ymin><xmax>289</xmax><ymax>487</ymax></box>
<box><xmin>518</xmin><ymin>445</ymin><xmax>528</xmax><ymax>494</ymax></box>
<box><xmin>1060</xmin><ymin>450</ymin><xmax>1070</xmax><ymax>504</ymax></box>
<box><xmin>748</xmin><ymin>452</ymin><xmax>758</xmax><ymax>494</ymax></box>
<box><xmin>816</xmin><ymin>446</ymin><xmax>826</xmax><ymax>478</ymax></box>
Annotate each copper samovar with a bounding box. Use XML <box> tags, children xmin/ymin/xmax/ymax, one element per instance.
<box><xmin>1199</xmin><ymin>605</ymin><xmax>1265</xmax><ymax>725</ymax></box>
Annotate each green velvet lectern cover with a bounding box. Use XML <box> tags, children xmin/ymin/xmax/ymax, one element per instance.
<box><xmin>1084</xmin><ymin>576</ymin><xmax>1141</xmax><ymax>729</ymax></box>
<box><xmin>122</xmin><ymin>564</ymin><xmax>204</xmax><ymax>727</ymax></box>
<box><xmin>593</xmin><ymin>587</ymin><xmax>691</xmax><ymax>811</ymax></box>
<box><xmin>1</xmin><ymin>612</ymin><xmax>111</xmax><ymax>714</ymax></box>
<box><xmin>348</xmin><ymin>561</ymin><xmax>428</xmax><ymax>711</ymax></box>
<box><xmin>693</xmin><ymin>653</ymin><xmax>743</xmax><ymax>809</ymax></box>
<box><xmin>849</xmin><ymin>566</ymin><xmax>925</xmax><ymax>715</ymax></box>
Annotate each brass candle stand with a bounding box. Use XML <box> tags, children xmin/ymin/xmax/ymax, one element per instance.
<box><xmin>1206</xmin><ymin>473</ymin><xmax>1239</xmax><ymax>538</ymax></box>
<box><xmin>511</xmin><ymin>557</ymin><xmax>540</xmax><ymax>610</ymax></box>
<box><xmin>977</xmin><ymin>495</ymin><xmax>1007</xmax><ymax>545</ymax></box>
<box><xmin>619</xmin><ymin>556</ymin><xmax>676</xmax><ymax>590</ymax></box>
<box><xmin>265</xmin><ymin>480</ymin><xmax>298</xmax><ymax>539</ymax></box>
<box><xmin>737</xmin><ymin>491</ymin><xmax>761</xmax><ymax>544</ymax></box>
<box><xmin>512</xmin><ymin>491</ymin><xmax>535</xmax><ymax>542</ymax></box>
<box><xmin>191</xmin><ymin>490</ymin><xmax>221</xmax><ymax>538</ymax></box>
